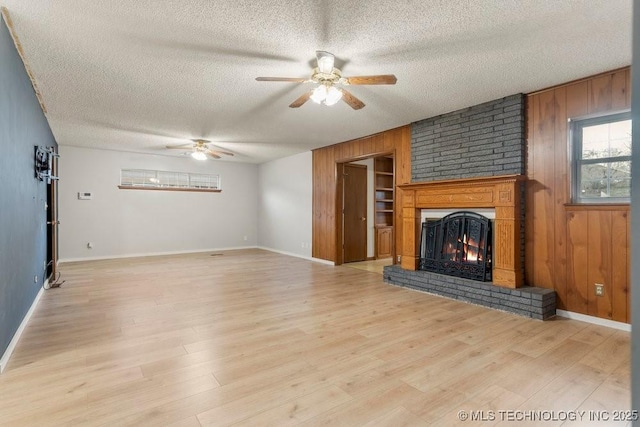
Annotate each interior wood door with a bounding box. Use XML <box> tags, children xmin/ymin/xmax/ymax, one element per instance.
<box><xmin>343</xmin><ymin>164</ymin><xmax>367</xmax><ymax>263</ymax></box>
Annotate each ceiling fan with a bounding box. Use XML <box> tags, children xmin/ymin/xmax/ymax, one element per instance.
<box><xmin>256</xmin><ymin>51</ymin><xmax>397</xmax><ymax>110</ymax></box>
<box><xmin>165</xmin><ymin>139</ymin><xmax>234</xmax><ymax>160</ymax></box>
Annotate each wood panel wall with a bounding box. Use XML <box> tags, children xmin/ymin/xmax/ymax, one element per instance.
<box><xmin>312</xmin><ymin>126</ymin><xmax>411</xmax><ymax>263</ymax></box>
<box><xmin>526</xmin><ymin>67</ymin><xmax>631</xmax><ymax>322</ymax></box>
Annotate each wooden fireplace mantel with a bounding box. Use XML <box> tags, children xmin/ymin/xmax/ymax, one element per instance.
<box><xmin>399</xmin><ymin>174</ymin><xmax>525</xmax><ymax>288</ymax></box>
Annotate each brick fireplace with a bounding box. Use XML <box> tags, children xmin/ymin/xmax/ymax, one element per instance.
<box><xmin>384</xmin><ymin>94</ymin><xmax>556</xmax><ymax>319</ymax></box>
<box><xmin>399</xmin><ymin>175</ymin><xmax>524</xmax><ymax>288</ymax></box>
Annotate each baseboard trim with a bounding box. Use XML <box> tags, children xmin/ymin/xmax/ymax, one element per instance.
<box><xmin>257</xmin><ymin>247</ymin><xmax>335</xmax><ymax>266</ymax></box>
<box><xmin>0</xmin><ymin>286</ymin><xmax>45</xmax><ymax>373</ymax></box>
<box><xmin>58</xmin><ymin>246</ymin><xmax>259</xmax><ymax>264</ymax></box>
<box><xmin>59</xmin><ymin>247</ymin><xmax>337</xmax><ymax>266</ymax></box>
<box><xmin>556</xmin><ymin>309</ymin><xmax>631</xmax><ymax>332</ymax></box>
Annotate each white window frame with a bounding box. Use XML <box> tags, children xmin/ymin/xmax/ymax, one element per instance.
<box><xmin>569</xmin><ymin>110</ymin><xmax>631</xmax><ymax>204</ymax></box>
<box><xmin>119</xmin><ymin>169</ymin><xmax>221</xmax><ymax>192</ymax></box>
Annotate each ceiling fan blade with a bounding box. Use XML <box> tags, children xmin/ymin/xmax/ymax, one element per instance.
<box><xmin>208</xmin><ymin>151</ymin><xmax>231</xmax><ymax>158</ymax></box>
<box><xmin>345</xmin><ymin>75</ymin><xmax>397</xmax><ymax>85</ymax></box>
<box><xmin>210</xmin><ymin>150</ymin><xmax>234</xmax><ymax>156</ymax></box>
<box><xmin>206</xmin><ymin>151</ymin><xmax>222</xmax><ymax>159</ymax></box>
<box><xmin>341</xmin><ymin>89</ymin><xmax>365</xmax><ymax>110</ymax></box>
<box><xmin>289</xmin><ymin>91</ymin><xmax>313</xmax><ymax>108</ymax></box>
<box><xmin>166</xmin><ymin>144</ymin><xmax>193</xmax><ymax>149</ymax></box>
<box><xmin>256</xmin><ymin>77</ymin><xmax>307</xmax><ymax>83</ymax></box>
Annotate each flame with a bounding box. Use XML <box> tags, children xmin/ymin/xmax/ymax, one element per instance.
<box><xmin>444</xmin><ymin>233</ymin><xmax>486</xmax><ymax>263</ymax></box>
<box><xmin>461</xmin><ymin>234</ymin><xmax>480</xmax><ymax>262</ymax></box>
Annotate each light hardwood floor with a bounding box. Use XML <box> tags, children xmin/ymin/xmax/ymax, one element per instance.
<box><xmin>0</xmin><ymin>249</ymin><xmax>631</xmax><ymax>426</ymax></box>
<box><xmin>343</xmin><ymin>258</ymin><xmax>393</xmax><ymax>275</ymax></box>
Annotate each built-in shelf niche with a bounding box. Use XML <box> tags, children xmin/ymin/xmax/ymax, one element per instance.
<box><xmin>374</xmin><ymin>156</ymin><xmax>394</xmax><ymax>258</ymax></box>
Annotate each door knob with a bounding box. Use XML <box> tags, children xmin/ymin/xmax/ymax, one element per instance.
<box><xmin>360</xmin><ymin>217</ymin><xmax>366</xmax><ymax>221</ymax></box>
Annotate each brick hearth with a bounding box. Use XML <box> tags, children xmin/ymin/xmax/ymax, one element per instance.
<box><xmin>384</xmin><ymin>265</ymin><xmax>556</xmax><ymax>320</ymax></box>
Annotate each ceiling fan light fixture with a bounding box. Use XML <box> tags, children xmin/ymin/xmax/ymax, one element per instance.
<box><xmin>324</xmin><ymin>86</ymin><xmax>343</xmax><ymax>106</ymax></box>
<box><xmin>310</xmin><ymin>85</ymin><xmax>328</xmax><ymax>104</ymax></box>
<box><xmin>191</xmin><ymin>151</ymin><xmax>207</xmax><ymax>160</ymax></box>
<box><xmin>257</xmin><ymin>50</ymin><xmax>396</xmax><ymax>110</ymax></box>
<box><xmin>316</xmin><ymin>51</ymin><xmax>335</xmax><ymax>74</ymax></box>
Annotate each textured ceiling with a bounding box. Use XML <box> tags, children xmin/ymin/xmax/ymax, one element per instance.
<box><xmin>0</xmin><ymin>0</ymin><xmax>633</xmax><ymax>163</ymax></box>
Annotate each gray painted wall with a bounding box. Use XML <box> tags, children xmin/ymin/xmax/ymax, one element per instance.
<box><xmin>58</xmin><ymin>146</ymin><xmax>258</xmax><ymax>261</ymax></box>
<box><xmin>411</xmin><ymin>94</ymin><xmax>525</xmax><ymax>182</ymax></box>
<box><xmin>258</xmin><ymin>151</ymin><xmax>312</xmax><ymax>257</ymax></box>
<box><xmin>631</xmin><ymin>0</ymin><xmax>639</xmax><ymax>418</ymax></box>
<box><xmin>0</xmin><ymin>16</ymin><xmax>57</xmax><ymax>357</ymax></box>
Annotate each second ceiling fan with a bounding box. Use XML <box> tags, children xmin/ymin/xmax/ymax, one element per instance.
<box><xmin>256</xmin><ymin>51</ymin><xmax>397</xmax><ymax>110</ymax></box>
<box><xmin>165</xmin><ymin>139</ymin><xmax>234</xmax><ymax>160</ymax></box>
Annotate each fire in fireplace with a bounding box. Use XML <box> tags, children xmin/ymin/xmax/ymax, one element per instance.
<box><xmin>419</xmin><ymin>211</ymin><xmax>492</xmax><ymax>281</ymax></box>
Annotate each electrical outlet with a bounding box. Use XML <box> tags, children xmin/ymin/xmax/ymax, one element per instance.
<box><xmin>34</xmin><ymin>275</ymin><xmax>38</xmax><ymax>283</ymax></box>
<box><xmin>397</xmin><ymin>255</ymin><xmax>401</xmax><ymax>263</ymax></box>
<box><xmin>87</xmin><ymin>242</ymin><xmax>93</xmax><ymax>249</ymax></box>
<box><xmin>595</xmin><ymin>283</ymin><xmax>604</xmax><ymax>297</ymax></box>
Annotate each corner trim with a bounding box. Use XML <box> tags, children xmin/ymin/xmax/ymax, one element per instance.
<box><xmin>257</xmin><ymin>247</ymin><xmax>335</xmax><ymax>266</ymax></box>
<box><xmin>556</xmin><ymin>309</ymin><xmax>631</xmax><ymax>332</ymax></box>
<box><xmin>0</xmin><ymin>7</ymin><xmax>48</xmax><ymax>114</ymax></box>
<box><xmin>0</xmin><ymin>286</ymin><xmax>45</xmax><ymax>373</ymax></box>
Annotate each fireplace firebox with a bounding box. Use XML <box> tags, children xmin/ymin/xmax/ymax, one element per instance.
<box><xmin>419</xmin><ymin>211</ymin><xmax>492</xmax><ymax>281</ymax></box>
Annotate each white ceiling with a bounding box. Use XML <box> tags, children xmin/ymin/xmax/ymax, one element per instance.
<box><xmin>1</xmin><ymin>1</ymin><xmax>633</xmax><ymax>163</ymax></box>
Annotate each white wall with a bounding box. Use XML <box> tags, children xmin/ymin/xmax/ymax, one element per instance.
<box><xmin>58</xmin><ymin>146</ymin><xmax>258</xmax><ymax>261</ymax></box>
<box><xmin>257</xmin><ymin>151</ymin><xmax>312</xmax><ymax>258</ymax></box>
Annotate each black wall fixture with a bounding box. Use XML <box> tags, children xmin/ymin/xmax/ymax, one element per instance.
<box><xmin>34</xmin><ymin>146</ymin><xmax>58</xmax><ymax>183</ymax></box>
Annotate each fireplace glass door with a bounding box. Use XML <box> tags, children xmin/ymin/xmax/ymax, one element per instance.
<box><xmin>419</xmin><ymin>211</ymin><xmax>492</xmax><ymax>281</ymax></box>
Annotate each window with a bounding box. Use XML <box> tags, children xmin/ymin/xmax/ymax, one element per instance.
<box><xmin>119</xmin><ymin>169</ymin><xmax>221</xmax><ymax>192</ymax></box>
<box><xmin>571</xmin><ymin>111</ymin><xmax>631</xmax><ymax>203</ymax></box>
